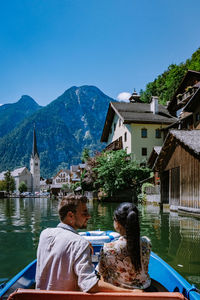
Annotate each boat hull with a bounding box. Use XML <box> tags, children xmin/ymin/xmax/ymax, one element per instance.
<box><xmin>1</xmin><ymin>234</ymin><xmax>199</xmax><ymax>300</ymax></box>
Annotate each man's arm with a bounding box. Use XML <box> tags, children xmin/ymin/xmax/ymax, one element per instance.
<box><xmin>88</xmin><ymin>279</ymin><xmax>143</xmax><ymax>293</ymax></box>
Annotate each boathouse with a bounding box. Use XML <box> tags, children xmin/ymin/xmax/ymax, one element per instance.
<box><xmin>153</xmin><ymin>129</ymin><xmax>200</xmax><ymax>215</ymax></box>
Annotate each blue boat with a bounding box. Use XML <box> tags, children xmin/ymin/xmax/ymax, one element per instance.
<box><xmin>0</xmin><ymin>231</ymin><xmax>199</xmax><ymax>300</ymax></box>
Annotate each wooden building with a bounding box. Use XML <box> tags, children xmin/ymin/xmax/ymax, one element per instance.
<box><xmin>165</xmin><ymin>70</ymin><xmax>200</xmax><ymax>131</ymax></box>
<box><xmin>153</xmin><ymin>130</ymin><xmax>200</xmax><ymax>215</ymax></box>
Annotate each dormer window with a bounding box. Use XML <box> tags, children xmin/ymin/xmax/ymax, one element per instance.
<box><xmin>141</xmin><ymin>128</ymin><xmax>147</xmax><ymax>138</ymax></box>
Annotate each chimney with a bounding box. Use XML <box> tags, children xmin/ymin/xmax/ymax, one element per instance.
<box><xmin>150</xmin><ymin>96</ymin><xmax>159</xmax><ymax>114</ymax></box>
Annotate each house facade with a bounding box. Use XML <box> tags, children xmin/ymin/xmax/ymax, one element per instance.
<box><xmin>153</xmin><ymin>130</ymin><xmax>200</xmax><ymax>215</ymax></box>
<box><xmin>52</xmin><ymin>169</ymin><xmax>71</xmax><ymax>185</ymax></box>
<box><xmin>101</xmin><ymin>95</ymin><xmax>176</xmax><ymax>162</ymax></box>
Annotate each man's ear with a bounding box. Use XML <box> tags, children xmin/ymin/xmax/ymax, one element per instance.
<box><xmin>63</xmin><ymin>211</ymin><xmax>74</xmax><ymax>224</ymax></box>
<box><xmin>67</xmin><ymin>211</ymin><xmax>74</xmax><ymax>219</ymax></box>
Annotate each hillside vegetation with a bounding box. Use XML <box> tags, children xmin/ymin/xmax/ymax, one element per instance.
<box><xmin>140</xmin><ymin>48</ymin><xmax>200</xmax><ymax>105</ymax></box>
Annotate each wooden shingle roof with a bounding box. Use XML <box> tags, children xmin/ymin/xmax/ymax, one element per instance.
<box><xmin>153</xmin><ymin>130</ymin><xmax>200</xmax><ymax>171</ymax></box>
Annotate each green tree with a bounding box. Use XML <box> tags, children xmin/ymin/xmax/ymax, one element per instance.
<box><xmin>0</xmin><ymin>180</ymin><xmax>6</xmax><ymax>191</ymax></box>
<box><xmin>71</xmin><ymin>182</ymin><xmax>81</xmax><ymax>192</ymax></box>
<box><xmin>4</xmin><ymin>170</ymin><xmax>16</xmax><ymax>193</ymax></box>
<box><xmin>81</xmin><ymin>148</ymin><xmax>90</xmax><ymax>163</ymax></box>
<box><xmin>18</xmin><ymin>181</ymin><xmax>27</xmax><ymax>193</ymax></box>
<box><xmin>81</xmin><ymin>150</ymin><xmax>151</xmax><ymax>197</ymax></box>
<box><xmin>140</xmin><ymin>47</ymin><xmax>200</xmax><ymax>105</ymax></box>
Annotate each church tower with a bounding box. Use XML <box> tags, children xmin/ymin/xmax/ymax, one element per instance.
<box><xmin>30</xmin><ymin>127</ymin><xmax>40</xmax><ymax>193</ymax></box>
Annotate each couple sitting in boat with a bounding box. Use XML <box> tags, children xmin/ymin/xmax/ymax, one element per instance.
<box><xmin>35</xmin><ymin>194</ymin><xmax>151</xmax><ymax>293</ymax></box>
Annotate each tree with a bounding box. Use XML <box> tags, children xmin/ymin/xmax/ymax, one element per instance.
<box><xmin>81</xmin><ymin>150</ymin><xmax>151</xmax><ymax>198</ymax></box>
<box><xmin>0</xmin><ymin>180</ymin><xmax>6</xmax><ymax>191</ymax></box>
<box><xmin>4</xmin><ymin>170</ymin><xmax>16</xmax><ymax>193</ymax></box>
<box><xmin>81</xmin><ymin>148</ymin><xmax>90</xmax><ymax>163</ymax></box>
<box><xmin>71</xmin><ymin>182</ymin><xmax>81</xmax><ymax>192</ymax></box>
<box><xmin>18</xmin><ymin>181</ymin><xmax>27</xmax><ymax>194</ymax></box>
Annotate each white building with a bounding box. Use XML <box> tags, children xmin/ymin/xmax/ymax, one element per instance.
<box><xmin>0</xmin><ymin>128</ymin><xmax>40</xmax><ymax>193</ymax></box>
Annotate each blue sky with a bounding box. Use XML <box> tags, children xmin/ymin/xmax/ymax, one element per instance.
<box><xmin>0</xmin><ymin>0</ymin><xmax>200</xmax><ymax>106</ymax></box>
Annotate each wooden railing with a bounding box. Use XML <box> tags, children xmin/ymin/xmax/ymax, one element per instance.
<box><xmin>105</xmin><ymin>136</ymin><xmax>123</xmax><ymax>151</ymax></box>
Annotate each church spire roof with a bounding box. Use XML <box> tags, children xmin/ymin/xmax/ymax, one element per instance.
<box><xmin>32</xmin><ymin>127</ymin><xmax>39</xmax><ymax>158</ymax></box>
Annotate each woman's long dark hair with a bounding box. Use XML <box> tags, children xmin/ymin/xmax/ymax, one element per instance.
<box><xmin>114</xmin><ymin>202</ymin><xmax>141</xmax><ymax>271</ymax></box>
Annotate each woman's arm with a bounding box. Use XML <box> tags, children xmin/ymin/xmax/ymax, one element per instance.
<box><xmin>88</xmin><ymin>279</ymin><xmax>143</xmax><ymax>293</ymax></box>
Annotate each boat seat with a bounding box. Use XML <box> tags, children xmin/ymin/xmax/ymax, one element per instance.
<box><xmin>8</xmin><ymin>289</ymin><xmax>187</xmax><ymax>300</ymax></box>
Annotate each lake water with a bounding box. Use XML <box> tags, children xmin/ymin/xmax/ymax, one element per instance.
<box><xmin>0</xmin><ymin>197</ymin><xmax>200</xmax><ymax>289</ymax></box>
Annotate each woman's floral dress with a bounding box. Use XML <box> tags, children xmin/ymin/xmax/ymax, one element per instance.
<box><xmin>98</xmin><ymin>236</ymin><xmax>152</xmax><ymax>289</ymax></box>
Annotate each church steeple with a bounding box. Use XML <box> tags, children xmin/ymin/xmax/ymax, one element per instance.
<box><xmin>30</xmin><ymin>126</ymin><xmax>40</xmax><ymax>192</ymax></box>
<box><xmin>32</xmin><ymin>127</ymin><xmax>39</xmax><ymax>158</ymax></box>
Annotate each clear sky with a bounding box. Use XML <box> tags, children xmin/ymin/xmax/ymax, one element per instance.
<box><xmin>0</xmin><ymin>0</ymin><xmax>200</xmax><ymax>106</ymax></box>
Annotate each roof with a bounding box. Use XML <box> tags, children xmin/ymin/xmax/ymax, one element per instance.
<box><xmin>147</xmin><ymin>146</ymin><xmax>162</xmax><ymax>168</ymax></box>
<box><xmin>70</xmin><ymin>165</ymin><xmax>79</xmax><ymax>172</ymax></box>
<box><xmin>101</xmin><ymin>102</ymin><xmax>177</xmax><ymax>142</ymax></box>
<box><xmin>11</xmin><ymin>167</ymin><xmax>29</xmax><ymax>177</ymax></box>
<box><xmin>154</xmin><ymin>146</ymin><xmax>162</xmax><ymax>155</ymax></box>
<box><xmin>32</xmin><ymin>128</ymin><xmax>39</xmax><ymax>158</ymax></box>
<box><xmin>53</xmin><ymin>169</ymin><xmax>70</xmax><ymax>178</ymax></box>
<box><xmin>0</xmin><ymin>167</ymin><xmax>29</xmax><ymax>180</ymax></box>
<box><xmin>153</xmin><ymin>130</ymin><xmax>200</xmax><ymax>171</ymax></box>
<box><xmin>167</xmin><ymin>70</ymin><xmax>200</xmax><ymax>112</ymax></box>
<box><xmin>170</xmin><ymin>130</ymin><xmax>200</xmax><ymax>153</ymax></box>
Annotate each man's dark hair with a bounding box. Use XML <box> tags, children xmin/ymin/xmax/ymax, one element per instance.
<box><xmin>58</xmin><ymin>193</ymin><xmax>87</xmax><ymax>221</ymax></box>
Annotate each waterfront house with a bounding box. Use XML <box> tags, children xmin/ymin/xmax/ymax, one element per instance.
<box><xmin>166</xmin><ymin>70</ymin><xmax>200</xmax><ymax>130</ymax></box>
<box><xmin>153</xmin><ymin>130</ymin><xmax>200</xmax><ymax>215</ymax></box>
<box><xmin>53</xmin><ymin>169</ymin><xmax>71</xmax><ymax>185</ymax></box>
<box><xmin>101</xmin><ymin>94</ymin><xmax>176</xmax><ymax>162</ymax></box>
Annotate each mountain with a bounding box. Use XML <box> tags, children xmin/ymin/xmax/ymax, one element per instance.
<box><xmin>0</xmin><ymin>95</ymin><xmax>41</xmax><ymax>138</ymax></box>
<box><xmin>140</xmin><ymin>47</ymin><xmax>200</xmax><ymax>105</ymax></box>
<box><xmin>0</xmin><ymin>86</ymin><xmax>114</xmax><ymax>177</ymax></box>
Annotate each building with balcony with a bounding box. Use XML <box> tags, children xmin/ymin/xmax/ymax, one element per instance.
<box><xmin>101</xmin><ymin>94</ymin><xmax>176</xmax><ymax>162</ymax></box>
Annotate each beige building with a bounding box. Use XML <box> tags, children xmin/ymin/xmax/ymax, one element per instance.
<box><xmin>101</xmin><ymin>95</ymin><xmax>176</xmax><ymax>162</ymax></box>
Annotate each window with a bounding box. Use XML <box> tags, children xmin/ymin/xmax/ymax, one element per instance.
<box><xmin>35</xmin><ymin>162</ymin><xmax>38</xmax><ymax>166</ymax></box>
<box><xmin>114</xmin><ymin>123</ymin><xmax>116</xmax><ymax>131</ymax></box>
<box><xmin>142</xmin><ymin>148</ymin><xmax>147</xmax><ymax>156</ymax></box>
<box><xmin>141</xmin><ymin>128</ymin><xmax>147</xmax><ymax>138</ymax></box>
<box><xmin>196</xmin><ymin>112</ymin><xmax>200</xmax><ymax>122</ymax></box>
<box><xmin>124</xmin><ymin>132</ymin><xmax>127</xmax><ymax>142</ymax></box>
<box><xmin>155</xmin><ymin>129</ymin><xmax>161</xmax><ymax>138</ymax></box>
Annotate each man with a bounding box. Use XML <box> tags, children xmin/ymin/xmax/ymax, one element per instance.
<box><xmin>36</xmin><ymin>194</ymin><xmax>141</xmax><ymax>293</ymax></box>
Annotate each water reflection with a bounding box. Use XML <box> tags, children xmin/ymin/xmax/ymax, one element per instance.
<box><xmin>0</xmin><ymin>198</ymin><xmax>199</xmax><ymax>288</ymax></box>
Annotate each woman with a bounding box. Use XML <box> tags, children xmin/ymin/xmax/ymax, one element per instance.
<box><xmin>98</xmin><ymin>202</ymin><xmax>151</xmax><ymax>290</ymax></box>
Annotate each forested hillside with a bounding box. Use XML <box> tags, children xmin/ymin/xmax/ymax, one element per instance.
<box><xmin>0</xmin><ymin>86</ymin><xmax>113</xmax><ymax>177</ymax></box>
<box><xmin>140</xmin><ymin>48</ymin><xmax>200</xmax><ymax>104</ymax></box>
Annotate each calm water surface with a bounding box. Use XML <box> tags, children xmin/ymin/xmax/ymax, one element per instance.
<box><xmin>0</xmin><ymin>197</ymin><xmax>200</xmax><ymax>288</ymax></box>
